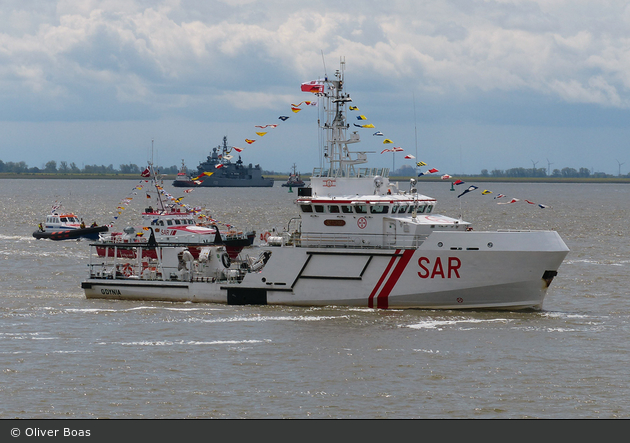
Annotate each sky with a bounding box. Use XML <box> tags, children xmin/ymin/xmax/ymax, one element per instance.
<box><xmin>2</xmin><ymin>0</ymin><xmax>630</xmax><ymax>176</ymax></box>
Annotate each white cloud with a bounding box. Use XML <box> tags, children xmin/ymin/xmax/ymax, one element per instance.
<box><xmin>2</xmin><ymin>0</ymin><xmax>630</xmax><ymax>174</ymax></box>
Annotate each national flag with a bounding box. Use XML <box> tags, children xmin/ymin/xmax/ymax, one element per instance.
<box><xmin>383</xmin><ymin>139</ymin><xmax>393</xmax><ymax>144</ymax></box>
<box><xmin>349</xmin><ymin>106</ymin><xmax>359</xmax><ymax>111</ymax></box>
<box><xmin>453</xmin><ymin>179</ymin><xmax>465</xmax><ymax>185</ymax></box>
<box><xmin>301</xmin><ymin>80</ymin><xmax>324</xmax><ymax>93</ymax></box>
<box><xmin>404</xmin><ymin>155</ymin><xmax>415</xmax><ymax>159</ymax></box>
<box><xmin>498</xmin><ymin>198</ymin><xmax>520</xmax><ymax>205</ymax></box>
<box><xmin>441</xmin><ymin>174</ymin><xmax>451</xmax><ymax>180</ymax></box>
<box><xmin>146</xmin><ymin>193</ymin><xmax>151</xmax><ymax>199</ymax></box>
<box><xmin>245</xmin><ymin>139</ymin><xmax>256</xmax><ymax>144</ymax></box>
<box><xmin>291</xmin><ymin>107</ymin><xmax>301</xmax><ymax>113</ymax></box>
<box><xmin>373</xmin><ymin>131</ymin><xmax>384</xmax><ymax>136</ymax></box>
<box><xmin>278</xmin><ymin>116</ymin><xmax>289</xmax><ymax>121</ymax></box>
<box><xmin>141</xmin><ymin>167</ymin><xmax>151</xmax><ymax>177</ymax></box>
<box><xmin>458</xmin><ymin>185</ymin><xmax>478</xmax><ymax>198</ymax></box>
<box><xmin>233</xmin><ymin>147</ymin><xmax>244</xmax><ymax>153</ymax></box>
<box><xmin>482</xmin><ymin>190</ymin><xmax>493</xmax><ymax>195</ymax></box>
<box><xmin>416</xmin><ymin>161</ymin><xmax>427</xmax><ymax>167</ymax></box>
<box><xmin>256</xmin><ymin>132</ymin><xmax>267</xmax><ymax>137</ymax></box>
<box><xmin>427</xmin><ymin>168</ymin><xmax>439</xmax><ymax>173</ymax></box>
<box><xmin>357</xmin><ymin>115</ymin><xmax>367</xmax><ymax>120</ymax></box>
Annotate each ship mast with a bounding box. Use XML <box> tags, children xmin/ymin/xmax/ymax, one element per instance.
<box><xmin>322</xmin><ymin>57</ymin><xmax>366</xmax><ymax>178</ymax></box>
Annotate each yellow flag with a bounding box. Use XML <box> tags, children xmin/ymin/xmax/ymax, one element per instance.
<box><xmin>482</xmin><ymin>190</ymin><xmax>493</xmax><ymax>195</ymax></box>
<box><xmin>256</xmin><ymin>132</ymin><xmax>267</xmax><ymax>137</ymax></box>
<box><xmin>383</xmin><ymin>139</ymin><xmax>393</xmax><ymax>144</ymax></box>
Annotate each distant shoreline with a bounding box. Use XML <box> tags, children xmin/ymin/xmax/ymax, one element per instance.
<box><xmin>1</xmin><ymin>173</ymin><xmax>629</xmax><ymax>184</ymax></box>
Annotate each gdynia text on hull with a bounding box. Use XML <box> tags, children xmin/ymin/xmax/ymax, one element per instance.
<box><xmin>82</xmin><ymin>59</ymin><xmax>569</xmax><ymax>310</ymax></box>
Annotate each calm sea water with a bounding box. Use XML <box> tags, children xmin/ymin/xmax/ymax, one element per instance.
<box><xmin>1</xmin><ymin>178</ymin><xmax>629</xmax><ymax>419</ymax></box>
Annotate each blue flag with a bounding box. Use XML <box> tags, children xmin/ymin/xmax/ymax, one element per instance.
<box><xmin>458</xmin><ymin>185</ymin><xmax>478</xmax><ymax>198</ymax></box>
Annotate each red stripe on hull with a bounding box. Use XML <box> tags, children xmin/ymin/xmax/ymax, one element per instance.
<box><xmin>368</xmin><ymin>250</ymin><xmax>401</xmax><ymax>309</ymax></box>
<box><xmin>376</xmin><ymin>249</ymin><xmax>415</xmax><ymax>309</ymax></box>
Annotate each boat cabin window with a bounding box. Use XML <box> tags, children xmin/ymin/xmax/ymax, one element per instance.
<box><xmin>159</xmin><ymin>220</ymin><xmax>165</xmax><ymax>226</ymax></box>
<box><xmin>314</xmin><ymin>205</ymin><xmax>325</xmax><ymax>213</ymax></box>
<box><xmin>370</xmin><ymin>205</ymin><xmax>389</xmax><ymax>214</ymax></box>
<box><xmin>174</xmin><ymin>220</ymin><xmax>181</xmax><ymax>225</ymax></box>
<box><xmin>398</xmin><ymin>205</ymin><xmax>408</xmax><ymax>213</ymax></box>
<box><xmin>328</xmin><ymin>205</ymin><xmax>340</xmax><ymax>213</ymax></box>
<box><xmin>60</xmin><ymin>217</ymin><xmax>68</xmax><ymax>222</ymax></box>
<box><xmin>167</xmin><ymin>220</ymin><xmax>173</xmax><ymax>226</ymax></box>
<box><xmin>417</xmin><ymin>205</ymin><xmax>426</xmax><ymax>213</ymax></box>
<box><xmin>391</xmin><ymin>205</ymin><xmax>399</xmax><ymax>213</ymax></box>
<box><xmin>426</xmin><ymin>205</ymin><xmax>433</xmax><ymax>213</ymax></box>
<box><xmin>354</xmin><ymin>205</ymin><xmax>368</xmax><ymax>214</ymax></box>
<box><xmin>300</xmin><ymin>205</ymin><xmax>313</xmax><ymax>213</ymax></box>
<box><xmin>341</xmin><ymin>205</ymin><xmax>353</xmax><ymax>213</ymax></box>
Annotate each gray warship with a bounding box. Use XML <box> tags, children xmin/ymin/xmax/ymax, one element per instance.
<box><xmin>172</xmin><ymin>136</ymin><xmax>274</xmax><ymax>188</ymax></box>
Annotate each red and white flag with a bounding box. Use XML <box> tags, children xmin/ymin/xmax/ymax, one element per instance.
<box><xmin>301</xmin><ymin>80</ymin><xmax>324</xmax><ymax>93</ymax></box>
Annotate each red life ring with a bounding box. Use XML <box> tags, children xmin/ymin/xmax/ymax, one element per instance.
<box><xmin>262</xmin><ymin>231</ymin><xmax>271</xmax><ymax>242</ymax></box>
<box><xmin>122</xmin><ymin>263</ymin><xmax>133</xmax><ymax>277</ymax></box>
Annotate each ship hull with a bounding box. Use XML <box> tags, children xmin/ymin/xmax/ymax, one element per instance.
<box><xmin>83</xmin><ymin>230</ymin><xmax>569</xmax><ymax>310</ymax></box>
<box><xmin>33</xmin><ymin>225</ymin><xmax>108</xmax><ymax>241</ymax></box>
<box><xmin>172</xmin><ymin>178</ymin><xmax>274</xmax><ymax>187</ymax></box>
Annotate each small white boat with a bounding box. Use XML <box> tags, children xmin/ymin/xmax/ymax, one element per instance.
<box><xmin>33</xmin><ymin>203</ymin><xmax>108</xmax><ymax>241</ymax></box>
<box><xmin>82</xmin><ymin>60</ymin><xmax>569</xmax><ymax>310</ymax></box>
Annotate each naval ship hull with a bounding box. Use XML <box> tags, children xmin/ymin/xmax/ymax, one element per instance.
<box><xmin>173</xmin><ymin>177</ymin><xmax>274</xmax><ymax>187</ymax></box>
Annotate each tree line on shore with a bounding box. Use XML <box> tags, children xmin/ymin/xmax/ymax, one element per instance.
<box><xmin>1</xmin><ymin>159</ymin><xmax>627</xmax><ymax>178</ymax></box>
<box><xmin>392</xmin><ymin>164</ymin><xmax>628</xmax><ymax>178</ymax></box>
<box><xmin>0</xmin><ymin>160</ymin><xmax>180</xmax><ymax>175</ymax></box>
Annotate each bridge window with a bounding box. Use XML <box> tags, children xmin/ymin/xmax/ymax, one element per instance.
<box><xmin>341</xmin><ymin>205</ymin><xmax>353</xmax><ymax>213</ymax></box>
<box><xmin>417</xmin><ymin>205</ymin><xmax>426</xmax><ymax>213</ymax></box>
<box><xmin>370</xmin><ymin>205</ymin><xmax>389</xmax><ymax>214</ymax></box>
<box><xmin>300</xmin><ymin>205</ymin><xmax>313</xmax><ymax>213</ymax></box>
<box><xmin>354</xmin><ymin>205</ymin><xmax>368</xmax><ymax>214</ymax></box>
<box><xmin>398</xmin><ymin>205</ymin><xmax>408</xmax><ymax>213</ymax></box>
<box><xmin>314</xmin><ymin>205</ymin><xmax>325</xmax><ymax>213</ymax></box>
<box><xmin>426</xmin><ymin>205</ymin><xmax>433</xmax><ymax>213</ymax></box>
<box><xmin>328</xmin><ymin>205</ymin><xmax>340</xmax><ymax>213</ymax></box>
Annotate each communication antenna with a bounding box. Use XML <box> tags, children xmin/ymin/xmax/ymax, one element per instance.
<box><xmin>413</xmin><ymin>92</ymin><xmax>418</xmax><ymax>176</ymax></box>
<box><xmin>321</xmin><ymin>50</ymin><xmax>328</xmax><ymax>80</ymax></box>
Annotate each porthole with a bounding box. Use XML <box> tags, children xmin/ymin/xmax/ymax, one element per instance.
<box><xmin>437</xmin><ymin>242</ymin><xmax>443</xmax><ymax>248</ymax></box>
<box><xmin>487</xmin><ymin>242</ymin><xmax>493</xmax><ymax>248</ymax></box>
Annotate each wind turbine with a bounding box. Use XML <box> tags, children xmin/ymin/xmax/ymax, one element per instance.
<box><xmin>546</xmin><ymin>158</ymin><xmax>553</xmax><ymax>176</ymax></box>
<box><xmin>531</xmin><ymin>160</ymin><xmax>539</xmax><ymax>176</ymax></box>
<box><xmin>616</xmin><ymin>159</ymin><xmax>625</xmax><ymax>176</ymax></box>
